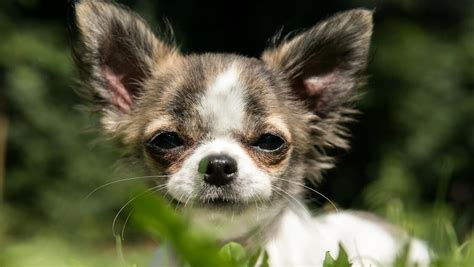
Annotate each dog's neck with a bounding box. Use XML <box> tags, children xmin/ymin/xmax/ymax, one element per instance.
<box><xmin>224</xmin><ymin>209</ymin><xmax>284</xmax><ymax>249</ymax></box>
<box><xmin>184</xmin><ymin>203</ymin><xmax>282</xmax><ymax>243</ymax></box>
<box><xmin>215</xmin><ymin>201</ymin><xmax>307</xmax><ymax>253</ymax></box>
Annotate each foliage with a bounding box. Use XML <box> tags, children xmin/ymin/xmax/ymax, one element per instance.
<box><xmin>131</xmin><ymin>192</ymin><xmax>272</xmax><ymax>267</ymax></box>
<box><xmin>132</xmin><ymin>193</ymin><xmax>228</xmax><ymax>267</ymax></box>
<box><xmin>323</xmin><ymin>244</ymin><xmax>351</xmax><ymax>267</ymax></box>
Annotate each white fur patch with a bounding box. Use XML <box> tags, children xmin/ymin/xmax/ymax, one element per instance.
<box><xmin>197</xmin><ymin>65</ymin><xmax>246</xmax><ymax>136</ymax></box>
<box><xmin>265</xmin><ymin>205</ymin><xmax>431</xmax><ymax>267</ymax></box>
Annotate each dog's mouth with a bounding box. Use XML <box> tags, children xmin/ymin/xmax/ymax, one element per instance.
<box><xmin>168</xmin><ymin>191</ymin><xmax>250</xmax><ymax>210</ymax></box>
<box><xmin>168</xmin><ymin>196</ymin><xmax>247</xmax><ymax>211</ymax></box>
<box><xmin>201</xmin><ymin>196</ymin><xmax>242</xmax><ymax>208</ymax></box>
<box><xmin>196</xmin><ymin>184</ymin><xmax>250</xmax><ymax>209</ymax></box>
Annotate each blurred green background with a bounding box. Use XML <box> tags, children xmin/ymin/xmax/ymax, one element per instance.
<box><xmin>0</xmin><ymin>0</ymin><xmax>472</xmax><ymax>266</ymax></box>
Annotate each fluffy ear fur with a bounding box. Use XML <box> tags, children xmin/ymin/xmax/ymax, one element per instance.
<box><xmin>262</xmin><ymin>9</ymin><xmax>373</xmax><ymax>149</ymax></box>
<box><xmin>73</xmin><ymin>0</ymin><xmax>176</xmax><ymax>133</ymax></box>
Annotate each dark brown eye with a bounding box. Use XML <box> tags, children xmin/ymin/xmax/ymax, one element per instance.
<box><xmin>252</xmin><ymin>133</ymin><xmax>285</xmax><ymax>151</ymax></box>
<box><xmin>148</xmin><ymin>132</ymin><xmax>184</xmax><ymax>150</ymax></box>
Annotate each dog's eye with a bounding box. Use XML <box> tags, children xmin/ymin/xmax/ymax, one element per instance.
<box><xmin>148</xmin><ymin>132</ymin><xmax>184</xmax><ymax>150</ymax></box>
<box><xmin>252</xmin><ymin>133</ymin><xmax>285</xmax><ymax>151</ymax></box>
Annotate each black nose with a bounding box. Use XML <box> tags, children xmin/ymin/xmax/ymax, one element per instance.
<box><xmin>200</xmin><ymin>154</ymin><xmax>238</xmax><ymax>186</ymax></box>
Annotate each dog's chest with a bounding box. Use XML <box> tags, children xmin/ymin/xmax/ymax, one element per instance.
<box><xmin>263</xmin><ymin>206</ymin><xmax>430</xmax><ymax>266</ymax></box>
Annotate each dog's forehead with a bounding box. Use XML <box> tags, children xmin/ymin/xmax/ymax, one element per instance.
<box><xmin>146</xmin><ymin>54</ymin><xmax>286</xmax><ymax>138</ymax></box>
<box><xmin>197</xmin><ymin>64</ymin><xmax>245</xmax><ymax>135</ymax></box>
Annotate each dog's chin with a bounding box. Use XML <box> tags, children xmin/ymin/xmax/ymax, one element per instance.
<box><xmin>178</xmin><ymin>198</ymin><xmax>278</xmax><ymax>241</ymax></box>
<box><xmin>169</xmin><ymin>195</ymin><xmax>254</xmax><ymax>213</ymax></box>
<box><xmin>166</xmin><ymin>189</ymin><xmax>277</xmax><ymax>240</ymax></box>
<box><xmin>199</xmin><ymin>197</ymin><xmax>247</xmax><ymax>209</ymax></box>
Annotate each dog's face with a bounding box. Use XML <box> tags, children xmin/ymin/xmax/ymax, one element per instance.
<box><xmin>74</xmin><ymin>1</ymin><xmax>372</xmax><ymax>237</ymax></box>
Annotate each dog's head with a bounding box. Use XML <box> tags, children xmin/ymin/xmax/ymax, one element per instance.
<box><xmin>74</xmin><ymin>0</ymin><xmax>372</xmax><ymax>237</ymax></box>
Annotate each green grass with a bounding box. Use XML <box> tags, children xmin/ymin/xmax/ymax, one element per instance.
<box><xmin>1</xmin><ymin>190</ymin><xmax>472</xmax><ymax>267</ymax></box>
<box><xmin>0</xmin><ymin>236</ymin><xmax>153</xmax><ymax>267</ymax></box>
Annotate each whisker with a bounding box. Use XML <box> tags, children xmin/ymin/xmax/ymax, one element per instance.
<box><xmin>112</xmin><ymin>184</ymin><xmax>167</xmax><ymax>237</ymax></box>
<box><xmin>254</xmin><ymin>195</ymin><xmax>261</xmax><ymax>211</ymax></box>
<box><xmin>188</xmin><ymin>191</ymin><xmax>198</xmax><ymax>210</ymax></box>
<box><xmin>255</xmin><ymin>194</ymin><xmax>269</xmax><ymax>212</ymax></box>
<box><xmin>271</xmin><ymin>188</ymin><xmax>290</xmax><ymax>204</ymax></box>
<box><xmin>85</xmin><ymin>175</ymin><xmax>171</xmax><ymax>200</ymax></box>
<box><xmin>274</xmin><ymin>178</ymin><xmax>339</xmax><ymax>212</ymax></box>
<box><xmin>175</xmin><ymin>193</ymin><xmax>185</xmax><ymax>212</ymax></box>
<box><xmin>183</xmin><ymin>191</ymin><xmax>195</xmax><ymax>209</ymax></box>
<box><xmin>272</xmin><ymin>186</ymin><xmax>307</xmax><ymax>211</ymax></box>
<box><xmin>161</xmin><ymin>188</ymin><xmax>173</xmax><ymax>209</ymax></box>
<box><xmin>121</xmin><ymin>208</ymin><xmax>134</xmax><ymax>241</ymax></box>
<box><xmin>254</xmin><ymin>199</ymin><xmax>262</xmax><ymax>222</ymax></box>
<box><xmin>263</xmin><ymin>193</ymin><xmax>278</xmax><ymax>212</ymax></box>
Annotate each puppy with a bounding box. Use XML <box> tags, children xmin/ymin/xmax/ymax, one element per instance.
<box><xmin>73</xmin><ymin>1</ymin><xmax>431</xmax><ymax>266</ymax></box>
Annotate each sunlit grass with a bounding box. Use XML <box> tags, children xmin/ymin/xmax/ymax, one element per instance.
<box><xmin>0</xmin><ymin>236</ymin><xmax>154</xmax><ymax>267</ymax></box>
<box><xmin>1</xmin><ymin>189</ymin><xmax>472</xmax><ymax>267</ymax></box>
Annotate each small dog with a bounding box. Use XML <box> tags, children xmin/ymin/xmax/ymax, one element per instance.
<box><xmin>73</xmin><ymin>1</ymin><xmax>431</xmax><ymax>266</ymax></box>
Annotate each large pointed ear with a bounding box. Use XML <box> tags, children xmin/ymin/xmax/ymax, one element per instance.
<box><xmin>73</xmin><ymin>0</ymin><xmax>177</xmax><ymax>133</ymax></box>
<box><xmin>262</xmin><ymin>9</ymin><xmax>373</xmax><ymax>121</ymax></box>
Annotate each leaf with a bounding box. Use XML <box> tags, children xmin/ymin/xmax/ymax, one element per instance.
<box><xmin>260</xmin><ymin>250</ymin><xmax>270</xmax><ymax>267</ymax></box>
<box><xmin>198</xmin><ymin>156</ymin><xmax>209</xmax><ymax>180</ymax></box>
<box><xmin>131</xmin><ymin>192</ymin><xmax>232</xmax><ymax>267</ymax></box>
<box><xmin>219</xmin><ymin>242</ymin><xmax>248</xmax><ymax>266</ymax></box>
<box><xmin>248</xmin><ymin>248</ymin><xmax>262</xmax><ymax>267</ymax></box>
<box><xmin>323</xmin><ymin>251</ymin><xmax>336</xmax><ymax>267</ymax></box>
<box><xmin>334</xmin><ymin>244</ymin><xmax>351</xmax><ymax>267</ymax></box>
<box><xmin>323</xmin><ymin>244</ymin><xmax>351</xmax><ymax>267</ymax></box>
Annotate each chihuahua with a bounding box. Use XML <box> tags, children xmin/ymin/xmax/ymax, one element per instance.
<box><xmin>73</xmin><ymin>0</ymin><xmax>430</xmax><ymax>266</ymax></box>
